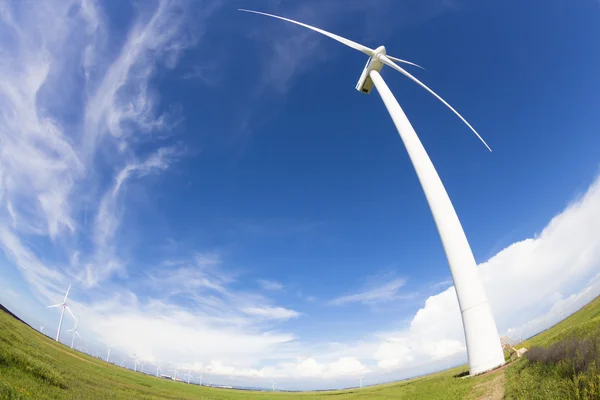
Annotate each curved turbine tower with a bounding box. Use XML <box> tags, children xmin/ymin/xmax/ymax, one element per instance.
<box><xmin>239</xmin><ymin>9</ymin><xmax>504</xmax><ymax>375</ymax></box>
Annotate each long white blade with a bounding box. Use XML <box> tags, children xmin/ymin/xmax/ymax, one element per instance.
<box><xmin>47</xmin><ymin>303</ymin><xmax>62</xmax><ymax>308</ymax></box>
<box><xmin>386</xmin><ymin>55</ymin><xmax>425</xmax><ymax>70</ymax></box>
<box><xmin>65</xmin><ymin>305</ymin><xmax>76</xmax><ymax>320</ymax></box>
<box><xmin>378</xmin><ymin>54</ymin><xmax>492</xmax><ymax>152</ymax></box>
<box><xmin>63</xmin><ymin>284</ymin><xmax>71</xmax><ymax>302</ymax></box>
<box><xmin>76</xmin><ymin>331</ymin><xmax>81</xmax><ymax>339</ymax></box>
<box><xmin>66</xmin><ymin>328</ymin><xmax>75</xmax><ymax>332</ymax></box>
<box><xmin>239</xmin><ymin>9</ymin><xmax>373</xmax><ymax>56</ymax></box>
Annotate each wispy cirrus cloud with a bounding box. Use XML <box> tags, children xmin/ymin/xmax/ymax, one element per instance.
<box><xmin>330</xmin><ymin>277</ymin><xmax>407</xmax><ymax>306</ymax></box>
<box><xmin>258</xmin><ymin>279</ymin><xmax>284</xmax><ymax>291</ymax></box>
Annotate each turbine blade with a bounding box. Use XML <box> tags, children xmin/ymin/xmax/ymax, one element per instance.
<box><xmin>386</xmin><ymin>55</ymin><xmax>425</xmax><ymax>70</ymax></box>
<box><xmin>66</xmin><ymin>328</ymin><xmax>74</xmax><ymax>332</ymax></box>
<box><xmin>65</xmin><ymin>305</ymin><xmax>76</xmax><ymax>320</ymax></box>
<box><xmin>239</xmin><ymin>9</ymin><xmax>373</xmax><ymax>56</ymax></box>
<box><xmin>76</xmin><ymin>331</ymin><xmax>81</xmax><ymax>339</ymax></box>
<box><xmin>378</xmin><ymin>54</ymin><xmax>492</xmax><ymax>152</ymax></box>
<box><xmin>47</xmin><ymin>303</ymin><xmax>62</xmax><ymax>308</ymax></box>
<box><xmin>63</xmin><ymin>284</ymin><xmax>71</xmax><ymax>302</ymax></box>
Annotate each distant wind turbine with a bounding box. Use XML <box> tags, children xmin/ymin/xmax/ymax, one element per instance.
<box><xmin>197</xmin><ymin>372</ymin><xmax>203</xmax><ymax>385</ymax></box>
<box><xmin>40</xmin><ymin>325</ymin><xmax>44</xmax><ymax>333</ymax></box>
<box><xmin>133</xmin><ymin>354</ymin><xmax>139</xmax><ymax>372</ymax></box>
<box><xmin>271</xmin><ymin>381</ymin><xmax>276</xmax><ymax>392</ymax></box>
<box><xmin>140</xmin><ymin>363</ymin><xmax>145</xmax><ymax>373</ymax></box>
<box><xmin>359</xmin><ymin>376</ymin><xmax>363</xmax><ymax>388</ymax></box>
<box><xmin>106</xmin><ymin>344</ymin><xmax>114</xmax><ymax>363</ymax></box>
<box><xmin>169</xmin><ymin>368</ymin><xmax>179</xmax><ymax>381</ymax></box>
<box><xmin>66</xmin><ymin>320</ymin><xmax>81</xmax><ymax>349</ymax></box>
<box><xmin>239</xmin><ymin>9</ymin><xmax>505</xmax><ymax>375</ymax></box>
<box><xmin>47</xmin><ymin>284</ymin><xmax>76</xmax><ymax>342</ymax></box>
<box><xmin>184</xmin><ymin>370</ymin><xmax>193</xmax><ymax>384</ymax></box>
<box><xmin>156</xmin><ymin>365</ymin><xmax>162</xmax><ymax>378</ymax></box>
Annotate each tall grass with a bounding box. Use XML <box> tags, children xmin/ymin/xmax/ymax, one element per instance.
<box><xmin>505</xmin><ymin>313</ymin><xmax>600</xmax><ymax>400</ymax></box>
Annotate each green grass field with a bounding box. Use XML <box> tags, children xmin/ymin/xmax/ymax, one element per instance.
<box><xmin>504</xmin><ymin>295</ymin><xmax>600</xmax><ymax>400</ymax></box>
<box><xmin>1</xmin><ymin>296</ymin><xmax>598</xmax><ymax>399</ymax></box>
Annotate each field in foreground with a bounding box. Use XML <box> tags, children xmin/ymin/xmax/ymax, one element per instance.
<box><xmin>505</xmin><ymin>295</ymin><xmax>600</xmax><ymax>399</ymax></box>
<box><xmin>1</xmin><ymin>295</ymin><xmax>598</xmax><ymax>399</ymax></box>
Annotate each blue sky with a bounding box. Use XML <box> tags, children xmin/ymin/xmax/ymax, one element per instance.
<box><xmin>1</xmin><ymin>0</ymin><xmax>600</xmax><ymax>390</ymax></box>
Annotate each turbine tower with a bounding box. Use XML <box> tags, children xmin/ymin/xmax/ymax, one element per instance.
<box><xmin>66</xmin><ymin>320</ymin><xmax>81</xmax><ymax>349</ymax></box>
<box><xmin>156</xmin><ymin>365</ymin><xmax>162</xmax><ymax>377</ymax></box>
<box><xmin>47</xmin><ymin>284</ymin><xmax>76</xmax><ymax>343</ymax></box>
<box><xmin>197</xmin><ymin>372</ymin><xmax>203</xmax><ymax>385</ymax></box>
<box><xmin>240</xmin><ymin>9</ymin><xmax>505</xmax><ymax>375</ymax></box>
<box><xmin>184</xmin><ymin>370</ymin><xmax>192</xmax><ymax>384</ymax></box>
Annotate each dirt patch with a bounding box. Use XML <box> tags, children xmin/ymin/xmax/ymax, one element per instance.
<box><xmin>473</xmin><ymin>372</ymin><xmax>505</xmax><ymax>400</ymax></box>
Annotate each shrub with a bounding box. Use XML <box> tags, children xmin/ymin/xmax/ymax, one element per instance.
<box><xmin>523</xmin><ymin>328</ymin><xmax>600</xmax><ymax>399</ymax></box>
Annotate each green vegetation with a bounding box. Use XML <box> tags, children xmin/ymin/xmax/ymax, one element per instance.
<box><xmin>1</xmin><ymin>295</ymin><xmax>598</xmax><ymax>399</ymax></box>
<box><xmin>505</xmin><ymin>295</ymin><xmax>600</xmax><ymax>400</ymax></box>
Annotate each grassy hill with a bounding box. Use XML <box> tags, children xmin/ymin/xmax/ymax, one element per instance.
<box><xmin>1</xmin><ymin>295</ymin><xmax>598</xmax><ymax>399</ymax></box>
<box><xmin>504</xmin><ymin>296</ymin><xmax>600</xmax><ymax>400</ymax></box>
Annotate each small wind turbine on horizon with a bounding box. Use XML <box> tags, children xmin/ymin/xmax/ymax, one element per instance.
<box><xmin>106</xmin><ymin>344</ymin><xmax>115</xmax><ymax>363</ymax></box>
<box><xmin>66</xmin><ymin>320</ymin><xmax>81</xmax><ymax>349</ymax></box>
<box><xmin>239</xmin><ymin>9</ymin><xmax>505</xmax><ymax>376</ymax></box>
<box><xmin>184</xmin><ymin>370</ymin><xmax>193</xmax><ymax>384</ymax></box>
<box><xmin>359</xmin><ymin>376</ymin><xmax>363</xmax><ymax>388</ymax></box>
<box><xmin>197</xmin><ymin>372</ymin><xmax>203</xmax><ymax>385</ymax></box>
<box><xmin>271</xmin><ymin>380</ymin><xmax>276</xmax><ymax>392</ymax></box>
<box><xmin>156</xmin><ymin>365</ymin><xmax>162</xmax><ymax>377</ymax></box>
<box><xmin>47</xmin><ymin>284</ymin><xmax>76</xmax><ymax>342</ymax></box>
<box><xmin>133</xmin><ymin>354</ymin><xmax>139</xmax><ymax>372</ymax></box>
<box><xmin>169</xmin><ymin>368</ymin><xmax>179</xmax><ymax>381</ymax></box>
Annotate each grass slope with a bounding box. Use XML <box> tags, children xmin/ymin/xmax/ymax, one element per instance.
<box><xmin>505</xmin><ymin>295</ymin><xmax>600</xmax><ymax>399</ymax></box>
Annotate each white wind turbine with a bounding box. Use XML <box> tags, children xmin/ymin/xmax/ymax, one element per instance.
<box><xmin>47</xmin><ymin>284</ymin><xmax>76</xmax><ymax>343</ymax></box>
<box><xmin>169</xmin><ymin>368</ymin><xmax>179</xmax><ymax>381</ymax></box>
<box><xmin>359</xmin><ymin>376</ymin><xmax>364</xmax><ymax>388</ymax></box>
<box><xmin>197</xmin><ymin>372</ymin><xmax>203</xmax><ymax>385</ymax></box>
<box><xmin>271</xmin><ymin>380</ymin><xmax>276</xmax><ymax>392</ymax></box>
<box><xmin>133</xmin><ymin>354</ymin><xmax>139</xmax><ymax>372</ymax></box>
<box><xmin>66</xmin><ymin>320</ymin><xmax>81</xmax><ymax>349</ymax></box>
<box><xmin>156</xmin><ymin>365</ymin><xmax>162</xmax><ymax>378</ymax></box>
<box><xmin>240</xmin><ymin>9</ymin><xmax>505</xmax><ymax>375</ymax></box>
<box><xmin>184</xmin><ymin>370</ymin><xmax>193</xmax><ymax>384</ymax></box>
<box><xmin>40</xmin><ymin>325</ymin><xmax>44</xmax><ymax>334</ymax></box>
<box><xmin>106</xmin><ymin>344</ymin><xmax>115</xmax><ymax>363</ymax></box>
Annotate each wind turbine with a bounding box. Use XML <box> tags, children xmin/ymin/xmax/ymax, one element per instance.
<box><xmin>66</xmin><ymin>320</ymin><xmax>81</xmax><ymax>349</ymax></box>
<box><xmin>239</xmin><ymin>9</ymin><xmax>505</xmax><ymax>376</ymax></box>
<box><xmin>197</xmin><ymin>372</ymin><xmax>203</xmax><ymax>385</ymax></box>
<box><xmin>359</xmin><ymin>376</ymin><xmax>363</xmax><ymax>388</ymax></box>
<box><xmin>106</xmin><ymin>344</ymin><xmax>115</xmax><ymax>363</ymax></box>
<box><xmin>169</xmin><ymin>368</ymin><xmax>179</xmax><ymax>381</ymax></box>
<box><xmin>40</xmin><ymin>325</ymin><xmax>44</xmax><ymax>334</ymax></box>
<box><xmin>133</xmin><ymin>354</ymin><xmax>139</xmax><ymax>372</ymax></box>
<box><xmin>47</xmin><ymin>284</ymin><xmax>76</xmax><ymax>342</ymax></box>
<box><xmin>184</xmin><ymin>370</ymin><xmax>193</xmax><ymax>384</ymax></box>
<box><xmin>140</xmin><ymin>363</ymin><xmax>145</xmax><ymax>373</ymax></box>
<box><xmin>156</xmin><ymin>365</ymin><xmax>162</xmax><ymax>377</ymax></box>
<box><xmin>271</xmin><ymin>381</ymin><xmax>276</xmax><ymax>392</ymax></box>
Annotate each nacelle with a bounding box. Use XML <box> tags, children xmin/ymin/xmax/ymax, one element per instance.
<box><xmin>355</xmin><ymin>46</ymin><xmax>385</xmax><ymax>94</ymax></box>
